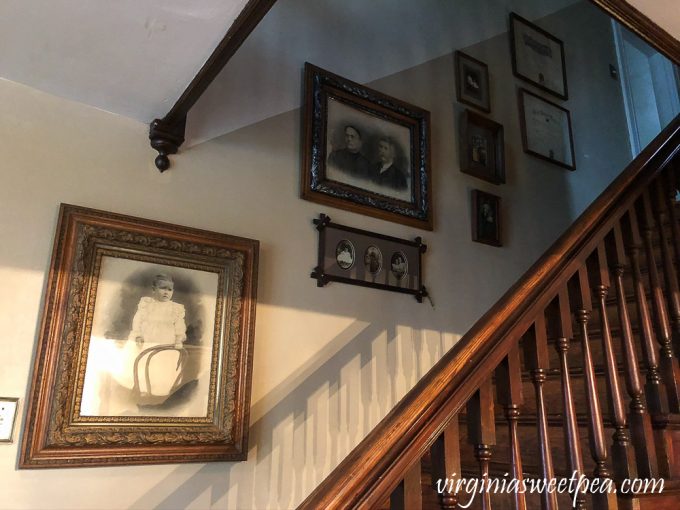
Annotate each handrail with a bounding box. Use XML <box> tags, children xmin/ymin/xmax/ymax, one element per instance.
<box><xmin>298</xmin><ymin>115</ymin><xmax>680</xmax><ymax>509</ymax></box>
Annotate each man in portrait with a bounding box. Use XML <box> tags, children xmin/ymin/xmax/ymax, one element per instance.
<box><xmin>328</xmin><ymin>125</ymin><xmax>370</xmax><ymax>178</ymax></box>
<box><xmin>372</xmin><ymin>137</ymin><xmax>408</xmax><ymax>190</ymax></box>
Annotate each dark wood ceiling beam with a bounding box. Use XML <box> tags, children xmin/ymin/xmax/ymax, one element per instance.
<box><xmin>149</xmin><ymin>0</ymin><xmax>277</xmax><ymax>171</ymax></box>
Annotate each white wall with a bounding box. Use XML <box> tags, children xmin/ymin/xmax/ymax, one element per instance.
<box><xmin>627</xmin><ymin>0</ymin><xmax>680</xmax><ymax>44</ymax></box>
<box><xmin>0</xmin><ymin>3</ymin><xmax>633</xmax><ymax>509</ymax></box>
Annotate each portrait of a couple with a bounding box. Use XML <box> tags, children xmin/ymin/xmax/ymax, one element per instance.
<box><xmin>325</xmin><ymin>98</ymin><xmax>412</xmax><ymax>202</ymax></box>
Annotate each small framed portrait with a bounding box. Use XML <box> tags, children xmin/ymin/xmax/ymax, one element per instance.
<box><xmin>460</xmin><ymin>110</ymin><xmax>505</xmax><ymax>184</ymax></box>
<box><xmin>335</xmin><ymin>240</ymin><xmax>356</xmax><ymax>270</ymax></box>
<box><xmin>472</xmin><ymin>190</ymin><xmax>502</xmax><ymax>247</ymax></box>
<box><xmin>20</xmin><ymin>205</ymin><xmax>259</xmax><ymax>468</ymax></box>
<box><xmin>363</xmin><ymin>245</ymin><xmax>383</xmax><ymax>275</ymax></box>
<box><xmin>518</xmin><ymin>88</ymin><xmax>575</xmax><ymax>170</ymax></box>
<box><xmin>390</xmin><ymin>251</ymin><xmax>408</xmax><ymax>281</ymax></box>
<box><xmin>455</xmin><ymin>51</ymin><xmax>491</xmax><ymax>112</ymax></box>
<box><xmin>510</xmin><ymin>12</ymin><xmax>568</xmax><ymax>100</ymax></box>
<box><xmin>301</xmin><ymin>63</ymin><xmax>432</xmax><ymax>231</ymax></box>
<box><xmin>311</xmin><ymin>214</ymin><xmax>428</xmax><ymax>302</ymax></box>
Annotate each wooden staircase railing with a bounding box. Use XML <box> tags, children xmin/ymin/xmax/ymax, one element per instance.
<box><xmin>298</xmin><ymin>114</ymin><xmax>680</xmax><ymax>510</ymax></box>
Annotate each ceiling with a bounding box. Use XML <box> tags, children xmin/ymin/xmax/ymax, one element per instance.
<box><xmin>1</xmin><ymin>1</ymin><xmax>677</xmax><ymax>148</ymax></box>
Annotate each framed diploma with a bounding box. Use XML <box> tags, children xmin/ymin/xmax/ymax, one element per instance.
<box><xmin>510</xmin><ymin>13</ymin><xmax>568</xmax><ymax>100</ymax></box>
<box><xmin>0</xmin><ymin>398</ymin><xmax>19</xmax><ymax>443</ymax></box>
<box><xmin>518</xmin><ymin>88</ymin><xmax>575</xmax><ymax>170</ymax></box>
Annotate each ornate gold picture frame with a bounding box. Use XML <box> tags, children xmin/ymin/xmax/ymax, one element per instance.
<box><xmin>20</xmin><ymin>204</ymin><xmax>258</xmax><ymax>468</ymax></box>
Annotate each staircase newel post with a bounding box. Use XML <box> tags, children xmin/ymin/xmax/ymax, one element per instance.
<box><xmin>549</xmin><ymin>289</ymin><xmax>587</xmax><ymax>509</ymax></box>
<box><xmin>467</xmin><ymin>379</ymin><xmax>496</xmax><ymax>510</ymax></box>
<box><xmin>495</xmin><ymin>344</ymin><xmax>527</xmax><ymax>510</ymax></box>
<box><xmin>570</xmin><ymin>268</ymin><xmax>618</xmax><ymax>510</ymax></box>
<box><xmin>589</xmin><ymin>243</ymin><xmax>637</xmax><ymax>484</ymax></box>
<box><xmin>523</xmin><ymin>316</ymin><xmax>558</xmax><ymax>510</ymax></box>
<box><xmin>607</xmin><ymin>223</ymin><xmax>657</xmax><ymax>478</ymax></box>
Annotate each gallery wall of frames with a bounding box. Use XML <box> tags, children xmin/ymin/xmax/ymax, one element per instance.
<box><xmin>9</xmin><ymin>4</ymin><xmax>635</xmax><ymax>477</ymax></box>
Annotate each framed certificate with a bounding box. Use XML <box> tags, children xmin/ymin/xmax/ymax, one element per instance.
<box><xmin>518</xmin><ymin>88</ymin><xmax>575</xmax><ymax>170</ymax></box>
<box><xmin>510</xmin><ymin>13</ymin><xmax>568</xmax><ymax>100</ymax></box>
<box><xmin>0</xmin><ymin>398</ymin><xmax>19</xmax><ymax>443</ymax></box>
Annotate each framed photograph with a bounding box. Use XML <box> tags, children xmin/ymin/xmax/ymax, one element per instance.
<box><xmin>455</xmin><ymin>51</ymin><xmax>491</xmax><ymax>112</ymax></box>
<box><xmin>460</xmin><ymin>109</ymin><xmax>505</xmax><ymax>184</ymax></box>
<box><xmin>20</xmin><ymin>204</ymin><xmax>259</xmax><ymax>468</ymax></box>
<box><xmin>472</xmin><ymin>190</ymin><xmax>502</xmax><ymax>247</ymax></box>
<box><xmin>518</xmin><ymin>88</ymin><xmax>576</xmax><ymax>170</ymax></box>
<box><xmin>510</xmin><ymin>12</ymin><xmax>568</xmax><ymax>100</ymax></box>
<box><xmin>302</xmin><ymin>63</ymin><xmax>432</xmax><ymax>231</ymax></box>
<box><xmin>0</xmin><ymin>398</ymin><xmax>19</xmax><ymax>443</ymax></box>
<box><xmin>311</xmin><ymin>214</ymin><xmax>428</xmax><ymax>302</ymax></box>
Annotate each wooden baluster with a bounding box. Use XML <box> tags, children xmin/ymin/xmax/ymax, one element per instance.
<box><xmin>467</xmin><ymin>379</ymin><xmax>496</xmax><ymax>510</ymax></box>
<box><xmin>569</xmin><ymin>268</ymin><xmax>618</xmax><ymax>509</ymax></box>
<box><xmin>547</xmin><ymin>290</ymin><xmax>587</xmax><ymax>509</ymax></box>
<box><xmin>495</xmin><ymin>344</ymin><xmax>527</xmax><ymax>510</ymax></box>
<box><xmin>430</xmin><ymin>419</ymin><xmax>461</xmax><ymax>510</ymax></box>
<box><xmin>623</xmin><ymin>208</ymin><xmax>670</xmax><ymax>416</ymax></box>
<box><xmin>653</xmin><ymin>177</ymin><xmax>680</xmax><ymax>356</ymax></box>
<box><xmin>523</xmin><ymin>316</ymin><xmax>558</xmax><ymax>510</ymax></box>
<box><xmin>390</xmin><ymin>460</ymin><xmax>422</xmax><ymax>510</ymax></box>
<box><xmin>588</xmin><ymin>242</ymin><xmax>637</xmax><ymax>484</ymax></box>
<box><xmin>606</xmin><ymin>223</ymin><xmax>657</xmax><ymax>478</ymax></box>
<box><xmin>635</xmin><ymin>192</ymin><xmax>680</xmax><ymax>412</ymax></box>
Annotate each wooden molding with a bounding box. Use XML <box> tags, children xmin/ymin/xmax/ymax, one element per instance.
<box><xmin>149</xmin><ymin>0</ymin><xmax>277</xmax><ymax>171</ymax></box>
<box><xmin>589</xmin><ymin>0</ymin><xmax>680</xmax><ymax>65</ymax></box>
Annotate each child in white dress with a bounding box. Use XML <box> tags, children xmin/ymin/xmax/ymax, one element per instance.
<box><xmin>129</xmin><ymin>273</ymin><xmax>186</xmax><ymax>348</ymax></box>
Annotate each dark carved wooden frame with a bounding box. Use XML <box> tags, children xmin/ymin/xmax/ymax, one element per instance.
<box><xmin>460</xmin><ymin>109</ymin><xmax>505</xmax><ymax>184</ymax></box>
<box><xmin>471</xmin><ymin>190</ymin><xmax>502</xmax><ymax>247</ymax></box>
<box><xmin>510</xmin><ymin>12</ymin><xmax>569</xmax><ymax>100</ymax></box>
<box><xmin>19</xmin><ymin>204</ymin><xmax>259</xmax><ymax>468</ymax></box>
<box><xmin>310</xmin><ymin>214</ymin><xmax>428</xmax><ymax>302</ymax></box>
<box><xmin>455</xmin><ymin>51</ymin><xmax>491</xmax><ymax>113</ymax></box>
<box><xmin>518</xmin><ymin>88</ymin><xmax>576</xmax><ymax>170</ymax></box>
<box><xmin>301</xmin><ymin>63</ymin><xmax>433</xmax><ymax>231</ymax></box>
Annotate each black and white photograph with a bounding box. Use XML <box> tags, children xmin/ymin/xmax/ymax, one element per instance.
<box><xmin>364</xmin><ymin>245</ymin><xmax>383</xmax><ymax>275</ymax></box>
<box><xmin>302</xmin><ymin>63</ymin><xmax>432</xmax><ymax>230</ymax></box>
<box><xmin>326</xmin><ymin>98</ymin><xmax>412</xmax><ymax>202</ymax></box>
<box><xmin>81</xmin><ymin>258</ymin><xmax>218</xmax><ymax>418</ymax></box>
<box><xmin>455</xmin><ymin>51</ymin><xmax>491</xmax><ymax>112</ymax></box>
<box><xmin>510</xmin><ymin>12</ymin><xmax>568</xmax><ymax>100</ymax></box>
<box><xmin>390</xmin><ymin>252</ymin><xmax>408</xmax><ymax>281</ymax></box>
<box><xmin>335</xmin><ymin>239</ymin><xmax>355</xmax><ymax>270</ymax></box>
<box><xmin>460</xmin><ymin>109</ymin><xmax>505</xmax><ymax>184</ymax></box>
<box><xmin>19</xmin><ymin>205</ymin><xmax>259</xmax><ymax>467</ymax></box>
<box><xmin>518</xmin><ymin>88</ymin><xmax>575</xmax><ymax>169</ymax></box>
<box><xmin>472</xmin><ymin>189</ymin><xmax>502</xmax><ymax>247</ymax></box>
